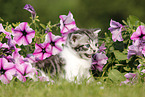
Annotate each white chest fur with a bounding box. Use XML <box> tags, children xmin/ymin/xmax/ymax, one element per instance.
<box><xmin>60</xmin><ymin>46</ymin><xmax>92</xmax><ymax>82</ymax></box>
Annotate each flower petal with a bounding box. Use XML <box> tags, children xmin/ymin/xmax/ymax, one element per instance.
<box><xmin>0</xmin><ymin>75</ymin><xmax>9</xmax><ymax>84</ymax></box>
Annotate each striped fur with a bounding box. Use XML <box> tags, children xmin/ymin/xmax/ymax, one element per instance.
<box><xmin>33</xmin><ymin>29</ymin><xmax>100</xmax><ymax>82</ymax></box>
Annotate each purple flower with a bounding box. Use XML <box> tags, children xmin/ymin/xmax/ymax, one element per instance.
<box><xmin>0</xmin><ymin>42</ymin><xmax>9</xmax><ymax>49</ymax></box>
<box><xmin>24</xmin><ymin>4</ymin><xmax>36</xmax><ymax>19</ymax></box>
<box><xmin>59</xmin><ymin>11</ymin><xmax>79</xmax><ymax>36</ymax></box>
<box><xmin>108</xmin><ymin>19</ymin><xmax>123</xmax><ymax>42</ymax></box>
<box><xmin>124</xmin><ymin>73</ymin><xmax>136</xmax><ymax>79</ymax></box>
<box><xmin>141</xmin><ymin>69</ymin><xmax>145</xmax><ymax>74</ymax></box>
<box><xmin>131</xmin><ymin>25</ymin><xmax>145</xmax><ymax>41</ymax></box>
<box><xmin>0</xmin><ymin>23</ymin><xmax>11</xmax><ymax>39</ymax></box>
<box><xmin>0</xmin><ymin>58</ymin><xmax>16</xmax><ymax>84</ymax></box>
<box><xmin>142</xmin><ymin>46</ymin><xmax>145</xmax><ymax>56</ymax></box>
<box><xmin>45</xmin><ymin>32</ymin><xmax>65</xmax><ymax>55</ymax></box>
<box><xmin>15</xmin><ymin>63</ymin><xmax>37</xmax><ymax>82</ymax></box>
<box><xmin>127</xmin><ymin>44</ymin><xmax>142</xmax><ymax>59</ymax></box>
<box><xmin>98</xmin><ymin>43</ymin><xmax>106</xmax><ymax>53</ymax></box>
<box><xmin>0</xmin><ymin>42</ymin><xmax>12</xmax><ymax>58</ymax></box>
<box><xmin>12</xmin><ymin>22</ymin><xmax>35</xmax><ymax>46</ymax></box>
<box><xmin>33</xmin><ymin>43</ymin><xmax>52</xmax><ymax>60</ymax></box>
<box><xmin>91</xmin><ymin>53</ymin><xmax>108</xmax><ymax>71</ymax></box>
<box><xmin>25</xmin><ymin>54</ymin><xmax>40</xmax><ymax>63</ymax></box>
<box><xmin>11</xmin><ymin>49</ymin><xmax>25</xmax><ymax>64</ymax></box>
<box><xmin>120</xmin><ymin>73</ymin><xmax>137</xmax><ymax>85</ymax></box>
<box><xmin>137</xmin><ymin>64</ymin><xmax>142</xmax><ymax>69</ymax></box>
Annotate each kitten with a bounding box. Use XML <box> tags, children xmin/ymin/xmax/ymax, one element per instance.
<box><xmin>33</xmin><ymin>29</ymin><xmax>100</xmax><ymax>83</ymax></box>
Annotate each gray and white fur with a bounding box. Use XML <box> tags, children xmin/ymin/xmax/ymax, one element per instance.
<box><xmin>33</xmin><ymin>29</ymin><xmax>100</xmax><ymax>83</ymax></box>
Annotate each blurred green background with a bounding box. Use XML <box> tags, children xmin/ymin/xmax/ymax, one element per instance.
<box><xmin>1</xmin><ymin>0</ymin><xmax>145</xmax><ymax>33</ymax></box>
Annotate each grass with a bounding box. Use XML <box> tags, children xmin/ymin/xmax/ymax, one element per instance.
<box><xmin>0</xmin><ymin>79</ymin><xmax>144</xmax><ymax>97</ymax></box>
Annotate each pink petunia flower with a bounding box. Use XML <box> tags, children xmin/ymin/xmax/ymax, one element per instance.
<box><xmin>0</xmin><ymin>58</ymin><xmax>16</xmax><ymax>84</ymax></box>
<box><xmin>124</xmin><ymin>73</ymin><xmax>136</xmax><ymax>79</ymax></box>
<box><xmin>25</xmin><ymin>54</ymin><xmax>40</xmax><ymax>63</ymax></box>
<box><xmin>98</xmin><ymin>43</ymin><xmax>106</xmax><ymax>53</ymax></box>
<box><xmin>141</xmin><ymin>69</ymin><xmax>145</xmax><ymax>74</ymax></box>
<box><xmin>24</xmin><ymin>4</ymin><xmax>36</xmax><ymax>19</ymax></box>
<box><xmin>142</xmin><ymin>46</ymin><xmax>145</xmax><ymax>56</ymax></box>
<box><xmin>12</xmin><ymin>22</ymin><xmax>35</xmax><ymax>46</ymax></box>
<box><xmin>127</xmin><ymin>44</ymin><xmax>143</xmax><ymax>59</ymax></box>
<box><xmin>15</xmin><ymin>62</ymin><xmax>37</xmax><ymax>82</ymax></box>
<box><xmin>59</xmin><ymin>11</ymin><xmax>79</xmax><ymax>36</ymax></box>
<box><xmin>9</xmin><ymin>47</ymin><xmax>26</xmax><ymax>64</ymax></box>
<box><xmin>91</xmin><ymin>53</ymin><xmax>108</xmax><ymax>72</ymax></box>
<box><xmin>0</xmin><ymin>42</ymin><xmax>9</xmax><ymax>49</ymax></box>
<box><xmin>108</xmin><ymin>19</ymin><xmax>123</xmax><ymax>42</ymax></box>
<box><xmin>0</xmin><ymin>23</ymin><xmax>11</xmax><ymax>39</ymax></box>
<box><xmin>120</xmin><ymin>73</ymin><xmax>137</xmax><ymax>85</ymax></box>
<box><xmin>0</xmin><ymin>42</ymin><xmax>12</xmax><ymax>58</ymax></box>
<box><xmin>131</xmin><ymin>25</ymin><xmax>145</xmax><ymax>41</ymax></box>
<box><xmin>45</xmin><ymin>32</ymin><xmax>65</xmax><ymax>55</ymax></box>
<box><xmin>33</xmin><ymin>43</ymin><xmax>52</xmax><ymax>60</ymax></box>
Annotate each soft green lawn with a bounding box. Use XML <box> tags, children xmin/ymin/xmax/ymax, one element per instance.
<box><xmin>0</xmin><ymin>79</ymin><xmax>144</xmax><ymax>97</ymax></box>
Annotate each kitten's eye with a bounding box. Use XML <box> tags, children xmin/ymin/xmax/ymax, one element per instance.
<box><xmin>95</xmin><ymin>43</ymin><xmax>98</xmax><ymax>46</ymax></box>
<box><xmin>85</xmin><ymin>44</ymin><xmax>90</xmax><ymax>48</ymax></box>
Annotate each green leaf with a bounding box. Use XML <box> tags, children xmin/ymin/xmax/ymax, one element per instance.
<box><xmin>123</xmin><ymin>66</ymin><xmax>131</xmax><ymax>71</ymax></box>
<box><xmin>108</xmin><ymin>69</ymin><xmax>125</xmax><ymax>82</ymax></box>
<box><xmin>40</xmin><ymin>23</ymin><xmax>46</xmax><ymax>29</ymax></box>
<box><xmin>127</xmin><ymin>15</ymin><xmax>140</xmax><ymax>28</ymax></box>
<box><xmin>0</xmin><ymin>17</ymin><xmax>4</xmax><ymax>22</ymax></box>
<box><xmin>114</xmin><ymin>50</ymin><xmax>127</xmax><ymax>60</ymax></box>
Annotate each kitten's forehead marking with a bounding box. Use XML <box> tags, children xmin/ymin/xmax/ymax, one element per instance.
<box><xmin>69</xmin><ymin>29</ymin><xmax>97</xmax><ymax>41</ymax></box>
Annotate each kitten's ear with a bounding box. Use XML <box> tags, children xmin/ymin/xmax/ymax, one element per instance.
<box><xmin>91</xmin><ymin>28</ymin><xmax>101</xmax><ymax>37</ymax></box>
<box><xmin>70</xmin><ymin>34</ymin><xmax>81</xmax><ymax>42</ymax></box>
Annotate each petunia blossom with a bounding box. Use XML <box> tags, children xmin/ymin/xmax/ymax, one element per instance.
<box><xmin>59</xmin><ymin>11</ymin><xmax>79</xmax><ymax>36</ymax></box>
<box><xmin>131</xmin><ymin>25</ymin><xmax>145</xmax><ymax>41</ymax></box>
<box><xmin>24</xmin><ymin>4</ymin><xmax>36</xmax><ymax>19</ymax></box>
<box><xmin>15</xmin><ymin>62</ymin><xmax>37</xmax><ymax>82</ymax></box>
<box><xmin>0</xmin><ymin>42</ymin><xmax>12</xmax><ymax>58</ymax></box>
<box><xmin>12</xmin><ymin>22</ymin><xmax>35</xmax><ymax>46</ymax></box>
<box><xmin>25</xmin><ymin>54</ymin><xmax>40</xmax><ymax>63</ymax></box>
<box><xmin>44</xmin><ymin>32</ymin><xmax>65</xmax><ymax>55</ymax></box>
<box><xmin>124</xmin><ymin>73</ymin><xmax>136</xmax><ymax>79</ymax></box>
<box><xmin>142</xmin><ymin>46</ymin><xmax>145</xmax><ymax>56</ymax></box>
<box><xmin>127</xmin><ymin>44</ymin><xmax>142</xmax><ymax>59</ymax></box>
<box><xmin>108</xmin><ymin>19</ymin><xmax>123</xmax><ymax>42</ymax></box>
<box><xmin>98</xmin><ymin>43</ymin><xmax>106</xmax><ymax>53</ymax></box>
<box><xmin>0</xmin><ymin>58</ymin><xmax>16</xmax><ymax>84</ymax></box>
<box><xmin>91</xmin><ymin>53</ymin><xmax>108</xmax><ymax>71</ymax></box>
<box><xmin>141</xmin><ymin>69</ymin><xmax>145</xmax><ymax>74</ymax></box>
<box><xmin>33</xmin><ymin>43</ymin><xmax>52</xmax><ymax>60</ymax></box>
<box><xmin>0</xmin><ymin>23</ymin><xmax>11</xmax><ymax>39</ymax></box>
<box><xmin>120</xmin><ymin>73</ymin><xmax>137</xmax><ymax>85</ymax></box>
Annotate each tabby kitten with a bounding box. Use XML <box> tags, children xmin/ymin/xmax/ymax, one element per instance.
<box><xmin>33</xmin><ymin>29</ymin><xmax>100</xmax><ymax>83</ymax></box>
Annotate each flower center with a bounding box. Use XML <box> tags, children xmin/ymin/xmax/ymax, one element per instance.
<box><xmin>0</xmin><ymin>68</ymin><xmax>6</xmax><ymax>75</ymax></box>
<box><xmin>50</xmin><ymin>41</ymin><xmax>55</xmax><ymax>46</ymax></box>
<box><xmin>41</xmin><ymin>48</ymin><xmax>46</xmax><ymax>54</ymax></box>
<box><xmin>139</xmin><ymin>34</ymin><xmax>144</xmax><ymax>38</ymax></box>
<box><xmin>22</xmin><ymin>30</ymin><xmax>27</xmax><ymax>36</ymax></box>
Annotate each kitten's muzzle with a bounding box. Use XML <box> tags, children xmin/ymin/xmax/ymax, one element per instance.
<box><xmin>84</xmin><ymin>53</ymin><xmax>92</xmax><ymax>58</ymax></box>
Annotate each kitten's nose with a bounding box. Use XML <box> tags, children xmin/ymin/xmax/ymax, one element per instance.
<box><xmin>93</xmin><ymin>50</ymin><xmax>96</xmax><ymax>53</ymax></box>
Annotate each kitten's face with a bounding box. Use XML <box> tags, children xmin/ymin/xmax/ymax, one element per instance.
<box><xmin>66</xmin><ymin>29</ymin><xmax>100</xmax><ymax>60</ymax></box>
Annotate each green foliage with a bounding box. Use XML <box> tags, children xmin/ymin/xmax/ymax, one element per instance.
<box><xmin>1</xmin><ymin>0</ymin><xmax>145</xmax><ymax>33</ymax></box>
<box><xmin>108</xmin><ymin>69</ymin><xmax>125</xmax><ymax>82</ymax></box>
<box><xmin>99</xmin><ymin>15</ymin><xmax>145</xmax><ymax>84</ymax></box>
